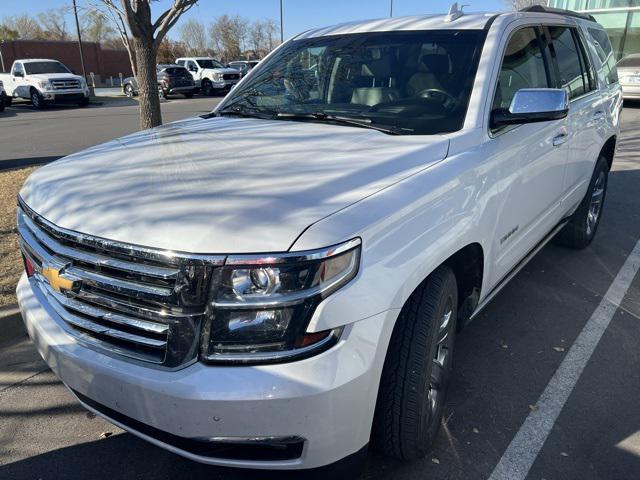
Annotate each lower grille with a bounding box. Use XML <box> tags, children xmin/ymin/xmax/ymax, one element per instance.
<box><xmin>222</xmin><ymin>73</ymin><xmax>240</xmax><ymax>81</ymax></box>
<box><xmin>17</xmin><ymin>200</ymin><xmax>223</xmax><ymax>368</ymax></box>
<box><xmin>73</xmin><ymin>389</ymin><xmax>305</xmax><ymax>461</ymax></box>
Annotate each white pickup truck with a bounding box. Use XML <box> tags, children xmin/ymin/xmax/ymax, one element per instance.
<box><xmin>175</xmin><ymin>57</ymin><xmax>241</xmax><ymax>96</ymax></box>
<box><xmin>0</xmin><ymin>59</ymin><xmax>90</xmax><ymax>109</ymax></box>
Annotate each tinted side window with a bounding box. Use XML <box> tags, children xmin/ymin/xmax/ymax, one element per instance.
<box><xmin>588</xmin><ymin>27</ymin><xmax>618</xmax><ymax>85</ymax></box>
<box><xmin>493</xmin><ymin>27</ymin><xmax>551</xmax><ymax>111</ymax></box>
<box><xmin>12</xmin><ymin>63</ymin><xmax>23</xmax><ymax>76</ymax></box>
<box><xmin>547</xmin><ymin>26</ymin><xmax>592</xmax><ymax>99</ymax></box>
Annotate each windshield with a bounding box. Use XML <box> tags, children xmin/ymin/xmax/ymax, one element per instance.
<box><xmin>24</xmin><ymin>61</ymin><xmax>71</xmax><ymax>75</ymax></box>
<box><xmin>197</xmin><ymin>59</ymin><xmax>224</xmax><ymax>69</ymax></box>
<box><xmin>218</xmin><ymin>30</ymin><xmax>486</xmax><ymax>135</ymax></box>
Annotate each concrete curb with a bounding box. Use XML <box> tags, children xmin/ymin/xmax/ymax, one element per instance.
<box><xmin>0</xmin><ymin>304</ymin><xmax>25</xmax><ymax>344</ymax></box>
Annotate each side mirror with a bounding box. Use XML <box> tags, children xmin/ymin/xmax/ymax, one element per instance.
<box><xmin>491</xmin><ymin>88</ymin><xmax>568</xmax><ymax>128</ymax></box>
<box><xmin>13</xmin><ymin>71</ymin><xmax>23</xmax><ymax>78</ymax></box>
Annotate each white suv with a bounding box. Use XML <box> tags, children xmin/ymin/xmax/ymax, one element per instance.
<box><xmin>16</xmin><ymin>6</ymin><xmax>621</xmax><ymax>474</ymax></box>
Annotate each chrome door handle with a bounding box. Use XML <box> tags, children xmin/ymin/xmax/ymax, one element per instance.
<box><xmin>553</xmin><ymin>132</ymin><xmax>568</xmax><ymax>147</ymax></box>
<box><xmin>592</xmin><ymin>110</ymin><xmax>605</xmax><ymax>121</ymax></box>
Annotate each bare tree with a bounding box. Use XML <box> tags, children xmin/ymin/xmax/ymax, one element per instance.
<box><xmin>38</xmin><ymin>8</ymin><xmax>70</xmax><ymax>41</ymax></box>
<box><xmin>0</xmin><ymin>24</ymin><xmax>19</xmax><ymax>41</ymax></box>
<box><xmin>81</xmin><ymin>8</ymin><xmax>116</xmax><ymax>44</ymax></box>
<box><xmin>249</xmin><ymin>19</ymin><xmax>279</xmax><ymax>58</ymax></box>
<box><xmin>95</xmin><ymin>0</ymin><xmax>198</xmax><ymax>129</ymax></box>
<box><xmin>179</xmin><ymin>18</ymin><xmax>209</xmax><ymax>55</ymax></box>
<box><xmin>504</xmin><ymin>0</ymin><xmax>546</xmax><ymax>10</ymax></box>
<box><xmin>209</xmin><ymin>15</ymin><xmax>249</xmax><ymax>62</ymax></box>
<box><xmin>5</xmin><ymin>15</ymin><xmax>46</xmax><ymax>40</ymax></box>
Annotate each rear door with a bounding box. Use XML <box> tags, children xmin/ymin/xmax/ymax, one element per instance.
<box><xmin>544</xmin><ymin>25</ymin><xmax>605</xmax><ymax>212</ymax></box>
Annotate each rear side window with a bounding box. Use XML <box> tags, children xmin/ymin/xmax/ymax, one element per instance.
<box><xmin>492</xmin><ymin>27</ymin><xmax>551</xmax><ymax>111</ymax></box>
<box><xmin>588</xmin><ymin>27</ymin><xmax>618</xmax><ymax>85</ymax></box>
<box><xmin>546</xmin><ymin>26</ymin><xmax>595</xmax><ymax>99</ymax></box>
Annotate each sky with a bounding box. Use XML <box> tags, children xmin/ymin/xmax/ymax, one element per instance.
<box><xmin>3</xmin><ymin>0</ymin><xmax>507</xmax><ymax>40</ymax></box>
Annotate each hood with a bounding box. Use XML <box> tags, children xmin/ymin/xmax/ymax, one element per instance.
<box><xmin>20</xmin><ymin>116</ymin><xmax>449</xmax><ymax>254</ymax></box>
<box><xmin>27</xmin><ymin>73</ymin><xmax>83</xmax><ymax>82</ymax></box>
<box><xmin>204</xmin><ymin>67</ymin><xmax>241</xmax><ymax>75</ymax></box>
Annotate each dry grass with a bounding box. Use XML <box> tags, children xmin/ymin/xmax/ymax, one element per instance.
<box><xmin>0</xmin><ymin>167</ymin><xmax>37</xmax><ymax>306</ymax></box>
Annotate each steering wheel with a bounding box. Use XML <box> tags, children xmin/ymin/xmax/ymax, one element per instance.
<box><xmin>415</xmin><ymin>88</ymin><xmax>457</xmax><ymax>108</ymax></box>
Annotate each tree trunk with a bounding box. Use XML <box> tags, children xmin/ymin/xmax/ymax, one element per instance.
<box><xmin>134</xmin><ymin>36</ymin><xmax>162</xmax><ymax>130</ymax></box>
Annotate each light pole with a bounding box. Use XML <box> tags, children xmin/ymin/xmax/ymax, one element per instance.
<box><xmin>390</xmin><ymin>0</ymin><xmax>394</xmax><ymax>17</ymax></box>
<box><xmin>280</xmin><ymin>0</ymin><xmax>284</xmax><ymax>43</ymax></box>
<box><xmin>72</xmin><ymin>0</ymin><xmax>88</xmax><ymax>82</ymax></box>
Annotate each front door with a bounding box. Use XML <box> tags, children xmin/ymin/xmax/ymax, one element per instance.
<box><xmin>487</xmin><ymin>26</ymin><xmax>569</xmax><ymax>284</ymax></box>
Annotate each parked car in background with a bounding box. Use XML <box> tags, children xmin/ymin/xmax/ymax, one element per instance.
<box><xmin>228</xmin><ymin>60</ymin><xmax>260</xmax><ymax>76</ymax></box>
<box><xmin>617</xmin><ymin>53</ymin><xmax>640</xmax><ymax>100</ymax></box>
<box><xmin>175</xmin><ymin>57</ymin><xmax>241</xmax><ymax>95</ymax></box>
<box><xmin>122</xmin><ymin>64</ymin><xmax>197</xmax><ymax>98</ymax></box>
<box><xmin>0</xmin><ymin>80</ymin><xmax>6</xmax><ymax>112</ymax></box>
<box><xmin>0</xmin><ymin>59</ymin><xmax>90</xmax><ymax>108</ymax></box>
<box><xmin>16</xmin><ymin>6</ymin><xmax>621</xmax><ymax>474</ymax></box>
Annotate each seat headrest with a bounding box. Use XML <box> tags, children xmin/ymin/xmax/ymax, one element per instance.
<box><xmin>421</xmin><ymin>54</ymin><xmax>449</xmax><ymax>74</ymax></box>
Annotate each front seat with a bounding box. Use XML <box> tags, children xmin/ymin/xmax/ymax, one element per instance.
<box><xmin>406</xmin><ymin>54</ymin><xmax>450</xmax><ymax>96</ymax></box>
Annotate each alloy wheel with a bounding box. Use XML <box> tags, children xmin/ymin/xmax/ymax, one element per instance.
<box><xmin>586</xmin><ymin>171</ymin><xmax>606</xmax><ymax>236</ymax></box>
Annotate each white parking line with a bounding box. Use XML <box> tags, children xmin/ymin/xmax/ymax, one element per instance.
<box><xmin>489</xmin><ymin>240</ymin><xmax>640</xmax><ymax>480</ymax></box>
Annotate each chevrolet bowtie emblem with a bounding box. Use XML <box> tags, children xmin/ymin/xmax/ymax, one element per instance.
<box><xmin>41</xmin><ymin>262</ymin><xmax>81</xmax><ymax>294</ymax></box>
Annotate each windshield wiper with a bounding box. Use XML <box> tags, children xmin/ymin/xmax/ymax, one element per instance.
<box><xmin>276</xmin><ymin>112</ymin><xmax>403</xmax><ymax>135</ymax></box>
<box><xmin>215</xmin><ymin>102</ymin><xmax>277</xmax><ymax>120</ymax></box>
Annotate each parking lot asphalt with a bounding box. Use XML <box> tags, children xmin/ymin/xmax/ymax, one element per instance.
<box><xmin>1</xmin><ymin>105</ymin><xmax>639</xmax><ymax>480</ymax></box>
<box><xmin>0</xmin><ymin>96</ymin><xmax>221</xmax><ymax>171</ymax></box>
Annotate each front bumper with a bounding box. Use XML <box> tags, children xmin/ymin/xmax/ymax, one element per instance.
<box><xmin>211</xmin><ymin>80</ymin><xmax>239</xmax><ymax>90</ymax></box>
<box><xmin>17</xmin><ymin>273</ymin><xmax>391</xmax><ymax>469</ymax></box>
<box><xmin>164</xmin><ymin>85</ymin><xmax>197</xmax><ymax>94</ymax></box>
<box><xmin>41</xmin><ymin>88</ymin><xmax>90</xmax><ymax>102</ymax></box>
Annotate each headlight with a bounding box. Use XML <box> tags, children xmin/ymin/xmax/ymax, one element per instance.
<box><xmin>37</xmin><ymin>80</ymin><xmax>51</xmax><ymax>89</ymax></box>
<box><xmin>213</xmin><ymin>72</ymin><xmax>223</xmax><ymax>82</ymax></box>
<box><xmin>201</xmin><ymin>238</ymin><xmax>361</xmax><ymax>364</ymax></box>
<box><xmin>80</xmin><ymin>78</ymin><xmax>87</xmax><ymax>88</ymax></box>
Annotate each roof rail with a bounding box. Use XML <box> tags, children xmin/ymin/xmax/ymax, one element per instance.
<box><xmin>519</xmin><ymin>5</ymin><xmax>596</xmax><ymax>22</ymax></box>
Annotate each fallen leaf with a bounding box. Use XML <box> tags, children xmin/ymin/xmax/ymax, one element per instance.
<box><xmin>553</xmin><ymin>346</ymin><xmax>566</xmax><ymax>352</ymax></box>
<box><xmin>501</xmin><ymin>344</ymin><xmax>509</xmax><ymax>349</ymax></box>
<box><xmin>431</xmin><ymin>457</ymin><xmax>440</xmax><ymax>464</ymax></box>
<box><xmin>99</xmin><ymin>432</ymin><xmax>113</xmax><ymax>439</ymax></box>
<box><xmin>529</xmin><ymin>404</ymin><xmax>539</xmax><ymax>412</ymax></box>
<box><xmin>472</xmin><ymin>427</ymin><xmax>480</xmax><ymax>434</ymax></box>
<box><xmin>560</xmin><ymin>452</ymin><xmax>569</xmax><ymax>457</ymax></box>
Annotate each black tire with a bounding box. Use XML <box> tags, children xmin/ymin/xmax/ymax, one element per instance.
<box><xmin>0</xmin><ymin>94</ymin><xmax>5</xmax><ymax>112</ymax></box>
<box><xmin>554</xmin><ymin>155</ymin><xmax>609</xmax><ymax>249</ymax></box>
<box><xmin>31</xmin><ymin>89</ymin><xmax>45</xmax><ymax>109</ymax></box>
<box><xmin>124</xmin><ymin>84</ymin><xmax>135</xmax><ymax>97</ymax></box>
<box><xmin>4</xmin><ymin>96</ymin><xmax>12</xmax><ymax>107</ymax></box>
<box><xmin>371</xmin><ymin>265</ymin><xmax>458</xmax><ymax>460</ymax></box>
<box><xmin>201</xmin><ymin>79</ymin><xmax>213</xmax><ymax>96</ymax></box>
<box><xmin>78</xmin><ymin>97</ymin><xmax>90</xmax><ymax>107</ymax></box>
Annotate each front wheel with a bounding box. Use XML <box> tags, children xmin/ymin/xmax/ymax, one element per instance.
<box><xmin>31</xmin><ymin>90</ymin><xmax>45</xmax><ymax>109</ymax></box>
<box><xmin>0</xmin><ymin>94</ymin><xmax>5</xmax><ymax>112</ymax></box>
<box><xmin>124</xmin><ymin>84</ymin><xmax>135</xmax><ymax>97</ymax></box>
<box><xmin>78</xmin><ymin>97</ymin><xmax>90</xmax><ymax>107</ymax></box>
<box><xmin>201</xmin><ymin>79</ymin><xmax>213</xmax><ymax>96</ymax></box>
<box><xmin>371</xmin><ymin>265</ymin><xmax>458</xmax><ymax>460</ymax></box>
<box><xmin>4</xmin><ymin>96</ymin><xmax>12</xmax><ymax>107</ymax></box>
<box><xmin>554</xmin><ymin>155</ymin><xmax>609</xmax><ymax>249</ymax></box>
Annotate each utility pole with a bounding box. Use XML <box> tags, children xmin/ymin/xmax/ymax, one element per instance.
<box><xmin>280</xmin><ymin>0</ymin><xmax>284</xmax><ymax>43</ymax></box>
<box><xmin>390</xmin><ymin>0</ymin><xmax>394</xmax><ymax>17</ymax></box>
<box><xmin>72</xmin><ymin>0</ymin><xmax>88</xmax><ymax>82</ymax></box>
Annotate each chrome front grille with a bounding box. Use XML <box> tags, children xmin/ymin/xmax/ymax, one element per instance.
<box><xmin>51</xmin><ymin>79</ymin><xmax>81</xmax><ymax>89</ymax></box>
<box><xmin>222</xmin><ymin>73</ymin><xmax>240</xmax><ymax>81</ymax></box>
<box><xmin>17</xmin><ymin>201</ymin><xmax>223</xmax><ymax>368</ymax></box>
